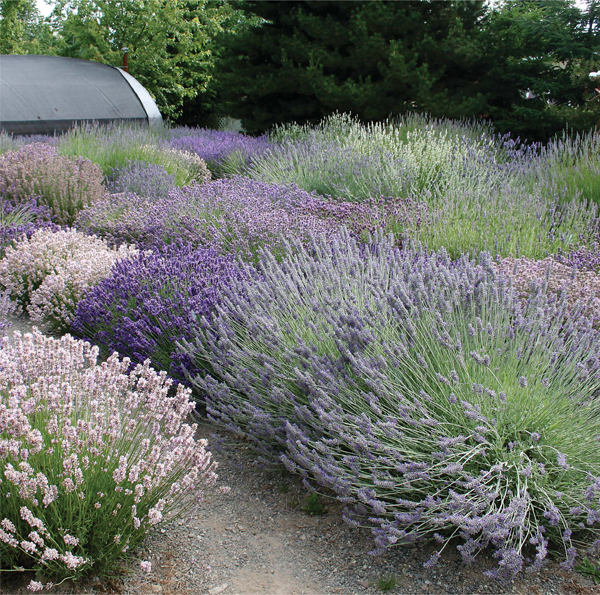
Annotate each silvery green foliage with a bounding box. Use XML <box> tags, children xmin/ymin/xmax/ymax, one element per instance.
<box><xmin>107</xmin><ymin>160</ymin><xmax>177</xmax><ymax>200</ymax></box>
<box><xmin>250</xmin><ymin>113</ymin><xmax>498</xmax><ymax>202</ymax></box>
<box><xmin>182</xmin><ymin>229</ymin><xmax>600</xmax><ymax>578</ymax></box>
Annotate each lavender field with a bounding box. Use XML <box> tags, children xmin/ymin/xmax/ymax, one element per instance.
<box><xmin>1</xmin><ymin>114</ymin><xmax>600</xmax><ymax>588</ymax></box>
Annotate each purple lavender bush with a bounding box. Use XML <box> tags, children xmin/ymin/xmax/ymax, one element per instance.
<box><xmin>181</xmin><ymin>229</ymin><xmax>600</xmax><ymax>578</ymax></box>
<box><xmin>555</xmin><ymin>243</ymin><xmax>600</xmax><ymax>272</ymax></box>
<box><xmin>0</xmin><ymin>143</ymin><xmax>107</xmax><ymax>225</ymax></box>
<box><xmin>106</xmin><ymin>160</ymin><xmax>176</xmax><ymax>200</ymax></box>
<box><xmin>71</xmin><ymin>242</ymin><xmax>250</xmax><ymax>384</ymax></box>
<box><xmin>74</xmin><ymin>177</ymin><xmax>381</xmax><ymax>260</ymax></box>
<box><xmin>170</xmin><ymin>129</ymin><xmax>270</xmax><ymax>177</ymax></box>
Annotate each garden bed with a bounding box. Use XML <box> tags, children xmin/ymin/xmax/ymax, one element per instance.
<box><xmin>2</xmin><ymin>116</ymin><xmax>600</xmax><ymax>593</ymax></box>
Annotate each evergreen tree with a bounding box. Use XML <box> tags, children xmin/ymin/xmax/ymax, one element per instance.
<box><xmin>215</xmin><ymin>0</ymin><xmax>488</xmax><ymax>133</ymax></box>
<box><xmin>479</xmin><ymin>0</ymin><xmax>600</xmax><ymax>140</ymax></box>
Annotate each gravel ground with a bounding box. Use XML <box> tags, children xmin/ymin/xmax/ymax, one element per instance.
<box><xmin>1</xmin><ymin>321</ymin><xmax>599</xmax><ymax>595</ymax></box>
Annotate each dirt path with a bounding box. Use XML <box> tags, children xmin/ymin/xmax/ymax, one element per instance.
<box><xmin>1</xmin><ymin>320</ymin><xmax>599</xmax><ymax>595</ymax></box>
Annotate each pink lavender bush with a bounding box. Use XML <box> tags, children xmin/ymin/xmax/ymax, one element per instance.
<box><xmin>71</xmin><ymin>242</ymin><xmax>250</xmax><ymax>384</ymax></box>
<box><xmin>494</xmin><ymin>256</ymin><xmax>600</xmax><ymax>325</ymax></box>
<box><xmin>0</xmin><ymin>229</ymin><xmax>138</xmax><ymax>333</ymax></box>
<box><xmin>0</xmin><ymin>331</ymin><xmax>218</xmax><ymax>585</ymax></box>
<box><xmin>181</xmin><ymin>230</ymin><xmax>600</xmax><ymax>578</ymax></box>
<box><xmin>0</xmin><ymin>144</ymin><xmax>107</xmax><ymax>225</ymax></box>
<box><xmin>0</xmin><ymin>289</ymin><xmax>15</xmax><ymax>345</ymax></box>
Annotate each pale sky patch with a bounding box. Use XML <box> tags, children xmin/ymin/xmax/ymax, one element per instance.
<box><xmin>36</xmin><ymin>0</ymin><xmax>54</xmax><ymax>18</ymax></box>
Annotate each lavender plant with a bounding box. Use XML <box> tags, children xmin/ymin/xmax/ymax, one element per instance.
<box><xmin>494</xmin><ymin>256</ymin><xmax>600</xmax><ymax>325</ymax></box>
<box><xmin>243</xmin><ymin>113</ymin><xmax>600</xmax><ymax>259</ymax></box>
<box><xmin>71</xmin><ymin>242</ymin><xmax>250</xmax><ymax>384</ymax></box>
<box><xmin>0</xmin><ymin>229</ymin><xmax>138</xmax><ymax>333</ymax></box>
<box><xmin>0</xmin><ymin>132</ymin><xmax>18</xmax><ymax>155</ymax></box>
<box><xmin>0</xmin><ymin>289</ymin><xmax>15</xmax><ymax>345</ymax></box>
<box><xmin>555</xmin><ymin>243</ymin><xmax>600</xmax><ymax>272</ymax></box>
<box><xmin>106</xmin><ymin>160</ymin><xmax>177</xmax><ymax>200</ymax></box>
<box><xmin>0</xmin><ymin>144</ymin><xmax>107</xmax><ymax>225</ymax></box>
<box><xmin>536</xmin><ymin>131</ymin><xmax>600</xmax><ymax>206</ymax></box>
<box><xmin>57</xmin><ymin>124</ymin><xmax>209</xmax><ymax>187</ymax></box>
<box><xmin>412</xmin><ymin>182</ymin><xmax>598</xmax><ymax>260</ymax></box>
<box><xmin>0</xmin><ymin>199</ymin><xmax>59</xmax><ymax>256</ymax></box>
<box><xmin>182</xmin><ymin>230</ymin><xmax>600</xmax><ymax>578</ymax></box>
<box><xmin>75</xmin><ymin>177</ymin><xmax>348</xmax><ymax>260</ymax></box>
<box><xmin>248</xmin><ymin>113</ymin><xmax>499</xmax><ymax>202</ymax></box>
<box><xmin>0</xmin><ymin>330</ymin><xmax>218</xmax><ymax>586</ymax></box>
<box><xmin>169</xmin><ymin>128</ymin><xmax>270</xmax><ymax>177</ymax></box>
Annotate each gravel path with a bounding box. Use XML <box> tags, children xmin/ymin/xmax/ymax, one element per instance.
<box><xmin>1</xmin><ymin>321</ymin><xmax>599</xmax><ymax>595</ymax></box>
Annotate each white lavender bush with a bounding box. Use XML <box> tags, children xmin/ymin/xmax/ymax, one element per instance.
<box><xmin>0</xmin><ymin>229</ymin><xmax>138</xmax><ymax>333</ymax></box>
<box><xmin>0</xmin><ymin>331</ymin><xmax>218</xmax><ymax>587</ymax></box>
<box><xmin>248</xmin><ymin>113</ymin><xmax>499</xmax><ymax>202</ymax></box>
<box><xmin>182</xmin><ymin>230</ymin><xmax>600</xmax><ymax>578</ymax></box>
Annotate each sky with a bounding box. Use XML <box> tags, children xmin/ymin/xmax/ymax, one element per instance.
<box><xmin>36</xmin><ymin>1</ymin><xmax>53</xmax><ymax>18</ymax></box>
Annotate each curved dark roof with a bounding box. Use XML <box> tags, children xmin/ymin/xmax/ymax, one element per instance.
<box><xmin>0</xmin><ymin>54</ymin><xmax>162</xmax><ymax>135</ymax></box>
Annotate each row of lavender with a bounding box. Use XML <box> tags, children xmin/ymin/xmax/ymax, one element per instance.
<box><xmin>1</xmin><ymin>116</ymin><xmax>600</xmax><ymax>586</ymax></box>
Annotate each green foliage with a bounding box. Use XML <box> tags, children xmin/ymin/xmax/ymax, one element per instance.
<box><xmin>575</xmin><ymin>557</ymin><xmax>600</xmax><ymax>584</ymax></box>
<box><xmin>300</xmin><ymin>493</ymin><xmax>325</xmax><ymax>516</ymax></box>
<box><xmin>50</xmin><ymin>0</ymin><xmax>230</xmax><ymax>119</ymax></box>
<box><xmin>375</xmin><ymin>574</ymin><xmax>398</xmax><ymax>592</ymax></box>
<box><xmin>475</xmin><ymin>0</ymin><xmax>600</xmax><ymax>140</ymax></box>
<box><xmin>215</xmin><ymin>0</ymin><xmax>488</xmax><ymax>133</ymax></box>
<box><xmin>0</xmin><ymin>0</ymin><xmax>56</xmax><ymax>54</ymax></box>
<box><xmin>56</xmin><ymin>124</ymin><xmax>205</xmax><ymax>186</ymax></box>
<box><xmin>215</xmin><ymin>0</ymin><xmax>600</xmax><ymax>140</ymax></box>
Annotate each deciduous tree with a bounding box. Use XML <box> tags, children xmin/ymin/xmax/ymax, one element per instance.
<box><xmin>51</xmin><ymin>0</ymin><xmax>230</xmax><ymax>119</ymax></box>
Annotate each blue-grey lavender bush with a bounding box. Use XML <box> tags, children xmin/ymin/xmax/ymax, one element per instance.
<box><xmin>181</xmin><ymin>229</ymin><xmax>600</xmax><ymax>577</ymax></box>
<box><xmin>71</xmin><ymin>242</ymin><xmax>250</xmax><ymax>384</ymax></box>
<box><xmin>106</xmin><ymin>160</ymin><xmax>176</xmax><ymax>200</ymax></box>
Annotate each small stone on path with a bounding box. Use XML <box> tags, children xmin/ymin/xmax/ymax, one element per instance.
<box><xmin>208</xmin><ymin>583</ymin><xmax>229</xmax><ymax>595</ymax></box>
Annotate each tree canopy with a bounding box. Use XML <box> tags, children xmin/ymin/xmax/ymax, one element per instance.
<box><xmin>2</xmin><ymin>0</ymin><xmax>600</xmax><ymax>137</ymax></box>
<box><xmin>213</xmin><ymin>0</ymin><xmax>600</xmax><ymax>139</ymax></box>
<box><xmin>44</xmin><ymin>0</ymin><xmax>230</xmax><ymax>119</ymax></box>
<box><xmin>0</xmin><ymin>0</ymin><xmax>55</xmax><ymax>54</ymax></box>
<box><xmin>214</xmin><ymin>0</ymin><xmax>489</xmax><ymax>133</ymax></box>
